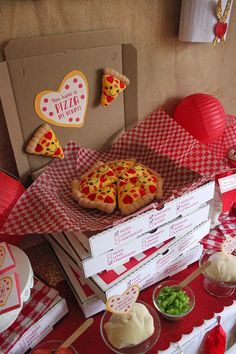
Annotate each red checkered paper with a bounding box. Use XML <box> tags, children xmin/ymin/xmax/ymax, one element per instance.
<box><xmin>0</xmin><ymin>277</ymin><xmax>58</xmax><ymax>353</ymax></box>
<box><xmin>201</xmin><ymin>213</ymin><xmax>236</xmax><ymax>252</ymax></box>
<box><xmin>1</xmin><ymin>109</ymin><xmax>236</xmax><ymax>235</ymax></box>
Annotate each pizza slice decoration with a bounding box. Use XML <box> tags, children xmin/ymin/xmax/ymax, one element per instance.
<box><xmin>72</xmin><ymin>159</ymin><xmax>164</xmax><ymax>216</ymax></box>
<box><xmin>101</xmin><ymin>68</ymin><xmax>130</xmax><ymax>107</ymax></box>
<box><xmin>26</xmin><ymin>124</ymin><xmax>64</xmax><ymax>159</ymax></box>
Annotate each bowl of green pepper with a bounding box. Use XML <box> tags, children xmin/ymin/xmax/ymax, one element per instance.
<box><xmin>152</xmin><ymin>280</ymin><xmax>195</xmax><ymax>321</ymax></box>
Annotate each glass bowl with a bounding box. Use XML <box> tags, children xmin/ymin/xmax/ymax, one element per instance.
<box><xmin>30</xmin><ymin>340</ymin><xmax>78</xmax><ymax>354</ymax></box>
<box><xmin>100</xmin><ymin>301</ymin><xmax>161</xmax><ymax>354</ymax></box>
<box><xmin>152</xmin><ymin>280</ymin><xmax>195</xmax><ymax>321</ymax></box>
<box><xmin>199</xmin><ymin>251</ymin><xmax>236</xmax><ymax>298</ymax></box>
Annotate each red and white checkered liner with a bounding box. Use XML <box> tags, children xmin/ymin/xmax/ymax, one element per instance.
<box><xmin>0</xmin><ymin>277</ymin><xmax>58</xmax><ymax>353</ymax></box>
<box><xmin>1</xmin><ymin>109</ymin><xmax>236</xmax><ymax>235</ymax></box>
<box><xmin>201</xmin><ymin>214</ymin><xmax>236</xmax><ymax>251</ymax></box>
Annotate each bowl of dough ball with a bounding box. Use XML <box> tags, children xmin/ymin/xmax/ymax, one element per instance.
<box><xmin>100</xmin><ymin>301</ymin><xmax>161</xmax><ymax>354</ymax></box>
<box><xmin>153</xmin><ymin>280</ymin><xmax>195</xmax><ymax>321</ymax></box>
<box><xmin>31</xmin><ymin>340</ymin><xmax>78</xmax><ymax>354</ymax></box>
<box><xmin>199</xmin><ymin>250</ymin><xmax>236</xmax><ymax>297</ymax></box>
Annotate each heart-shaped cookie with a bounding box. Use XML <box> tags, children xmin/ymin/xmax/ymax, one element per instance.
<box><xmin>0</xmin><ymin>246</ymin><xmax>5</xmax><ymax>268</ymax></box>
<box><xmin>106</xmin><ymin>285</ymin><xmax>140</xmax><ymax>314</ymax></box>
<box><xmin>0</xmin><ymin>276</ymin><xmax>12</xmax><ymax>307</ymax></box>
<box><xmin>35</xmin><ymin>70</ymin><xmax>89</xmax><ymax>128</ymax></box>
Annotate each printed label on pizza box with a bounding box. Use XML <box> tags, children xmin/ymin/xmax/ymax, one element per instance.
<box><xmin>0</xmin><ymin>272</ymin><xmax>21</xmax><ymax>315</ymax></box>
<box><xmin>105</xmin><ymin>242</ymin><xmax>205</xmax><ymax>300</ymax></box>
<box><xmin>49</xmin><ymin>205</ymin><xmax>209</xmax><ymax>278</ymax></box>
<box><xmin>49</xmin><ymin>220</ymin><xmax>210</xmax><ymax>301</ymax></box>
<box><xmin>57</xmin><ymin>204</ymin><xmax>209</xmax><ymax>278</ymax></box>
<box><xmin>84</xmin><ymin>181</ymin><xmax>214</xmax><ymax>257</ymax></box>
<box><xmin>52</xmin><ymin>238</ymin><xmax>202</xmax><ymax>318</ymax></box>
<box><xmin>175</xmin><ymin>181</ymin><xmax>214</xmax><ymax>216</ymax></box>
<box><xmin>0</xmin><ymin>242</ymin><xmax>16</xmax><ymax>274</ymax></box>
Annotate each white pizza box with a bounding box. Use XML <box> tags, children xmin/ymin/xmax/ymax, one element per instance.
<box><xmin>48</xmin><ymin>220</ymin><xmax>210</xmax><ymax>301</ymax></box>
<box><xmin>52</xmin><ymin>242</ymin><xmax>203</xmax><ymax>317</ymax></box>
<box><xmin>73</xmin><ymin>181</ymin><xmax>214</xmax><ymax>257</ymax></box>
<box><xmin>48</xmin><ymin>203</ymin><xmax>209</xmax><ymax>277</ymax></box>
<box><xmin>8</xmin><ymin>295</ymin><xmax>68</xmax><ymax>354</ymax></box>
<box><xmin>54</xmin><ymin>252</ymin><xmax>105</xmax><ymax>318</ymax></box>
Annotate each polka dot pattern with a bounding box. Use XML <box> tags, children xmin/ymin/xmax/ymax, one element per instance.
<box><xmin>37</xmin><ymin>71</ymin><xmax>88</xmax><ymax>127</ymax></box>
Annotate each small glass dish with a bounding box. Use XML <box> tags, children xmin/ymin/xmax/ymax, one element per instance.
<box><xmin>100</xmin><ymin>301</ymin><xmax>161</xmax><ymax>354</ymax></box>
<box><xmin>152</xmin><ymin>280</ymin><xmax>195</xmax><ymax>321</ymax></box>
<box><xmin>30</xmin><ymin>340</ymin><xmax>78</xmax><ymax>354</ymax></box>
<box><xmin>199</xmin><ymin>251</ymin><xmax>236</xmax><ymax>298</ymax></box>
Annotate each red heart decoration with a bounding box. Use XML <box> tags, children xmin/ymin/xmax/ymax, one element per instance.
<box><xmin>107</xmin><ymin>95</ymin><xmax>114</xmax><ymax>103</ymax></box>
<box><xmin>35</xmin><ymin>144</ymin><xmax>43</xmax><ymax>153</ymax></box>
<box><xmin>215</xmin><ymin>22</ymin><xmax>227</xmax><ymax>39</ymax></box>
<box><xmin>44</xmin><ymin>131</ymin><xmax>52</xmax><ymax>140</ymax></box>
<box><xmin>106</xmin><ymin>75</ymin><xmax>114</xmax><ymax>84</ymax></box>
<box><xmin>54</xmin><ymin>147</ymin><xmax>62</xmax><ymax>156</ymax></box>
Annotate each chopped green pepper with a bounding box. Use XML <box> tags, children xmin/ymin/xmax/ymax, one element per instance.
<box><xmin>155</xmin><ymin>286</ymin><xmax>192</xmax><ymax>316</ymax></box>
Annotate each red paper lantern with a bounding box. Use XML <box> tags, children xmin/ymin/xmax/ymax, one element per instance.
<box><xmin>174</xmin><ymin>93</ymin><xmax>226</xmax><ymax>144</ymax></box>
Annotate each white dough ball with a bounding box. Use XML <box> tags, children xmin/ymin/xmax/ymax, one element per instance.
<box><xmin>104</xmin><ymin>303</ymin><xmax>154</xmax><ymax>349</ymax></box>
<box><xmin>205</xmin><ymin>251</ymin><xmax>236</xmax><ymax>282</ymax></box>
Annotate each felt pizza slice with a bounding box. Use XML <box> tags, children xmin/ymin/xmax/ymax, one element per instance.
<box><xmin>80</xmin><ymin>162</ymin><xmax>117</xmax><ymax>184</ymax></box>
<box><xmin>71</xmin><ymin>180</ymin><xmax>117</xmax><ymax>214</ymax></box>
<box><xmin>107</xmin><ymin>159</ymin><xmax>136</xmax><ymax>178</ymax></box>
<box><xmin>122</xmin><ymin>163</ymin><xmax>164</xmax><ymax>199</ymax></box>
<box><xmin>101</xmin><ymin>68</ymin><xmax>130</xmax><ymax>107</ymax></box>
<box><xmin>117</xmin><ymin>179</ymin><xmax>155</xmax><ymax>216</ymax></box>
<box><xmin>26</xmin><ymin>124</ymin><xmax>64</xmax><ymax>159</ymax></box>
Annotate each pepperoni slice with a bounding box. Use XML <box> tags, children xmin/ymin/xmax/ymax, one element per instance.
<box><xmin>120</xmin><ymin>81</ymin><xmax>125</xmax><ymax>89</ymax></box>
<box><xmin>82</xmin><ymin>186</ymin><xmax>90</xmax><ymax>195</ymax></box>
<box><xmin>139</xmin><ymin>189</ymin><xmax>145</xmax><ymax>197</ymax></box>
<box><xmin>88</xmin><ymin>193</ymin><xmax>96</xmax><ymax>201</ymax></box>
<box><xmin>123</xmin><ymin>195</ymin><xmax>133</xmax><ymax>204</ymax></box>
<box><xmin>149</xmin><ymin>185</ymin><xmax>157</xmax><ymax>193</ymax></box>
<box><xmin>35</xmin><ymin>144</ymin><xmax>43</xmax><ymax>153</ymax></box>
<box><xmin>54</xmin><ymin>148</ymin><xmax>62</xmax><ymax>156</ymax></box>
<box><xmin>104</xmin><ymin>196</ymin><xmax>114</xmax><ymax>203</ymax></box>
<box><xmin>106</xmin><ymin>170</ymin><xmax>115</xmax><ymax>176</ymax></box>
<box><xmin>130</xmin><ymin>177</ymin><xmax>138</xmax><ymax>184</ymax></box>
<box><xmin>44</xmin><ymin>131</ymin><xmax>52</xmax><ymax>140</ymax></box>
<box><xmin>119</xmin><ymin>180</ymin><xmax>127</xmax><ymax>187</ymax></box>
<box><xmin>107</xmin><ymin>95</ymin><xmax>114</xmax><ymax>103</ymax></box>
<box><xmin>106</xmin><ymin>75</ymin><xmax>114</xmax><ymax>84</ymax></box>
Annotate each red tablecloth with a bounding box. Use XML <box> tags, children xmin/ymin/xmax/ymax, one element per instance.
<box><xmin>42</xmin><ymin>262</ymin><xmax>236</xmax><ymax>353</ymax></box>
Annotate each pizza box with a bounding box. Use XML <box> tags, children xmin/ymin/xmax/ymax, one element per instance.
<box><xmin>48</xmin><ymin>220</ymin><xmax>210</xmax><ymax>301</ymax></box>
<box><xmin>52</xmin><ymin>242</ymin><xmax>203</xmax><ymax>315</ymax></box>
<box><xmin>8</xmin><ymin>295</ymin><xmax>68</xmax><ymax>354</ymax></box>
<box><xmin>48</xmin><ymin>203</ymin><xmax>209</xmax><ymax>277</ymax></box>
<box><xmin>73</xmin><ymin>181</ymin><xmax>214</xmax><ymax>257</ymax></box>
<box><xmin>54</xmin><ymin>252</ymin><xmax>105</xmax><ymax>318</ymax></box>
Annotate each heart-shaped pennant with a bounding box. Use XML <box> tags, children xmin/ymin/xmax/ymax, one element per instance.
<box><xmin>0</xmin><ymin>246</ymin><xmax>5</xmax><ymax>268</ymax></box>
<box><xmin>106</xmin><ymin>285</ymin><xmax>140</xmax><ymax>314</ymax></box>
<box><xmin>35</xmin><ymin>70</ymin><xmax>89</xmax><ymax>128</ymax></box>
<box><xmin>222</xmin><ymin>235</ymin><xmax>236</xmax><ymax>255</ymax></box>
<box><xmin>0</xmin><ymin>276</ymin><xmax>12</xmax><ymax>307</ymax></box>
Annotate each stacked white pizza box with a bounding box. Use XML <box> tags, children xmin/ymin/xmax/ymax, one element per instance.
<box><xmin>47</xmin><ymin>181</ymin><xmax>215</xmax><ymax>317</ymax></box>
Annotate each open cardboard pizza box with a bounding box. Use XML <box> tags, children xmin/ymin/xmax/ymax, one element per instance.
<box><xmin>0</xmin><ymin>29</ymin><xmax>138</xmax><ymax>179</ymax></box>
